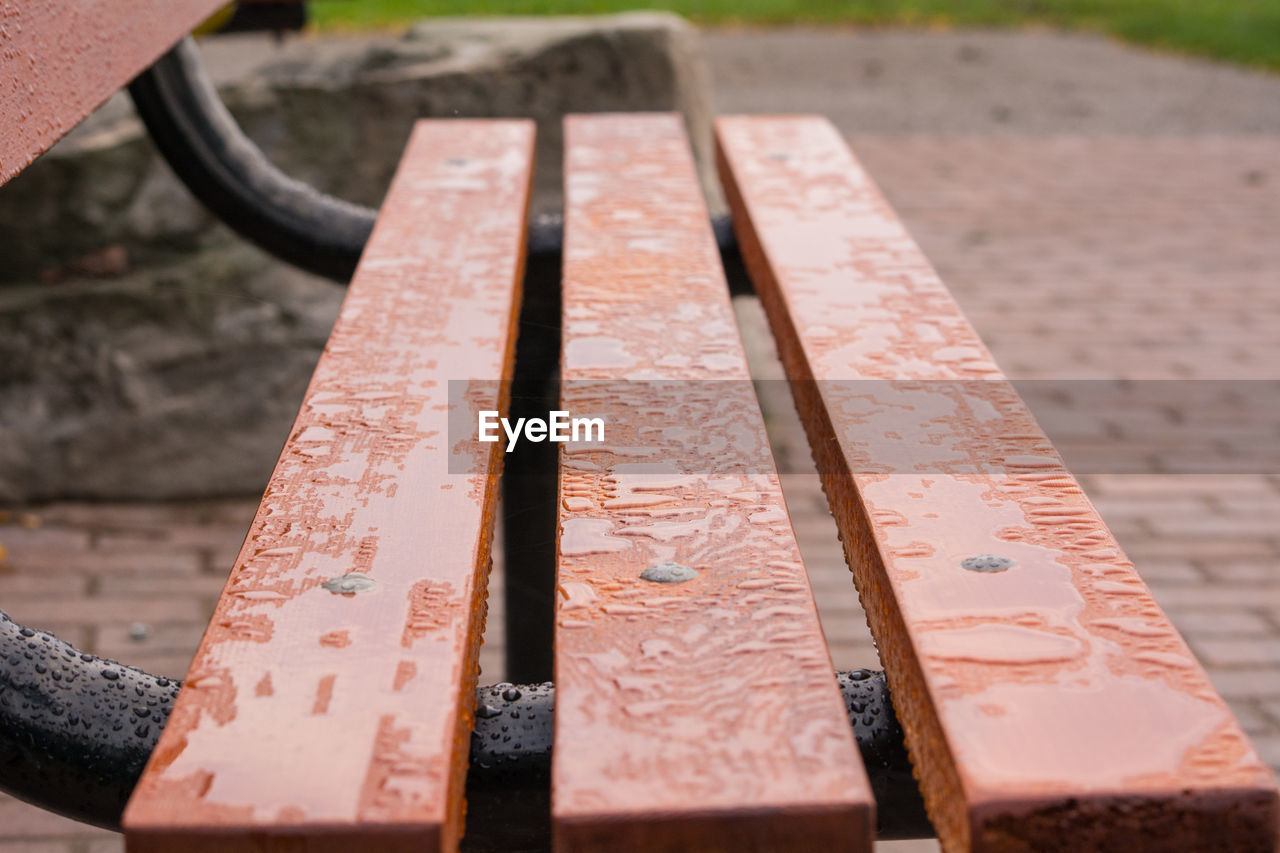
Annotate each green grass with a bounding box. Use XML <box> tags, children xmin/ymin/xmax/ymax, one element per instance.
<box><xmin>309</xmin><ymin>0</ymin><xmax>1280</xmax><ymax>72</ymax></box>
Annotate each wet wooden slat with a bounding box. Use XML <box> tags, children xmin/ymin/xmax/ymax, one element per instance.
<box><xmin>716</xmin><ymin>115</ymin><xmax>1279</xmax><ymax>852</ymax></box>
<box><xmin>553</xmin><ymin>113</ymin><xmax>873</xmax><ymax>852</ymax></box>
<box><xmin>0</xmin><ymin>0</ymin><xmax>228</xmax><ymax>186</ymax></box>
<box><xmin>123</xmin><ymin>119</ymin><xmax>535</xmax><ymax>853</ymax></box>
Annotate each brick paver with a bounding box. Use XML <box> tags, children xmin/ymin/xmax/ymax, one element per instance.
<box><xmin>3</xmin><ymin>30</ymin><xmax>1279</xmax><ymax>853</ymax></box>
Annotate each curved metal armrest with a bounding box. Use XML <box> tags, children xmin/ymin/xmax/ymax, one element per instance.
<box><xmin>127</xmin><ymin>37</ymin><xmax>376</xmax><ymax>282</ymax></box>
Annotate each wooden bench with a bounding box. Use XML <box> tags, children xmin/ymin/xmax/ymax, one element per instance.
<box><xmin>2</xmin><ymin>5</ymin><xmax>1278</xmax><ymax>851</ymax></box>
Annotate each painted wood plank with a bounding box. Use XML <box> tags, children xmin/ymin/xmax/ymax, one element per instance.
<box><xmin>552</xmin><ymin>113</ymin><xmax>873</xmax><ymax>852</ymax></box>
<box><xmin>716</xmin><ymin>114</ymin><xmax>1279</xmax><ymax>852</ymax></box>
<box><xmin>0</xmin><ymin>0</ymin><xmax>228</xmax><ymax>185</ymax></box>
<box><xmin>122</xmin><ymin>119</ymin><xmax>535</xmax><ymax>853</ymax></box>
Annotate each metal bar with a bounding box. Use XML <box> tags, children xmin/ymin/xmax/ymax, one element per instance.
<box><xmin>463</xmin><ymin>671</ymin><xmax>930</xmax><ymax>851</ymax></box>
<box><xmin>0</xmin><ymin>610</ymin><xmax>181</xmax><ymax>830</ymax></box>
<box><xmin>501</xmin><ymin>247</ymin><xmax>562</xmax><ymax>685</ymax></box>
<box><xmin>0</xmin><ymin>606</ymin><xmax>932</xmax><ymax>842</ymax></box>
<box><xmin>216</xmin><ymin>2</ymin><xmax>306</xmax><ymax>34</ymax></box>
<box><xmin>127</xmin><ymin>37</ymin><xmax>377</xmax><ymax>283</ymax></box>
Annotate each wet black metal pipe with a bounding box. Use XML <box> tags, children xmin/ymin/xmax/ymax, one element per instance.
<box><xmin>0</xmin><ymin>611</ymin><xmax>181</xmax><ymax>829</ymax></box>
<box><xmin>0</xmin><ymin>610</ymin><xmax>930</xmax><ymax>840</ymax></box>
<box><xmin>215</xmin><ymin>2</ymin><xmax>307</xmax><ymax>35</ymax></box>
<box><xmin>127</xmin><ymin>37</ymin><xmax>375</xmax><ymax>282</ymax></box>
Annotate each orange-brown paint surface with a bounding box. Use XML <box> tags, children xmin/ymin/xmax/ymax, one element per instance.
<box><xmin>122</xmin><ymin>120</ymin><xmax>535</xmax><ymax>853</ymax></box>
<box><xmin>716</xmin><ymin>115</ymin><xmax>1279</xmax><ymax>852</ymax></box>
<box><xmin>0</xmin><ymin>0</ymin><xmax>228</xmax><ymax>186</ymax></box>
<box><xmin>553</xmin><ymin>113</ymin><xmax>873</xmax><ymax>852</ymax></box>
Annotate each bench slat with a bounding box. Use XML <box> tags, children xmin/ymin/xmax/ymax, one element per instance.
<box><xmin>553</xmin><ymin>113</ymin><xmax>873</xmax><ymax>852</ymax></box>
<box><xmin>123</xmin><ymin>119</ymin><xmax>534</xmax><ymax>852</ymax></box>
<box><xmin>716</xmin><ymin>114</ymin><xmax>1279</xmax><ymax>851</ymax></box>
<box><xmin>0</xmin><ymin>0</ymin><xmax>227</xmax><ymax>186</ymax></box>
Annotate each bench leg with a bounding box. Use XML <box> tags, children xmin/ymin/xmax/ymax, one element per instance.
<box><xmin>501</xmin><ymin>250</ymin><xmax>562</xmax><ymax>684</ymax></box>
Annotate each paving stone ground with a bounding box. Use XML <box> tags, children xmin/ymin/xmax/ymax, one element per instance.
<box><xmin>3</xmin><ymin>25</ymin><xmax>1279</xmax><ymax>853</ymax></box>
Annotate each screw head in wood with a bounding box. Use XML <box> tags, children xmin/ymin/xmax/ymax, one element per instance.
<box><xmin>640</xmin><ymin>562</ymin><xmax>698</xmax><ymax>583</ymax></box>
<box><xmin>961</xmin><ymin>554</ymin><xmax>1015</xmax><ymax>573</ymax></box>
<box><xmin>321</xmin><ymin>571</ymin><xmax>378</xmax><ymax>595</ymax></box>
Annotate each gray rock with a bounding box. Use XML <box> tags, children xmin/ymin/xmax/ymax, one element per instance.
<box><xmin>0</xmin><ymin>15</ymin><xmax>715</xmax><ymax>501</ymax></box>
<box><xmin>0</xmin><ymin>238</ymin><xmax>343</xmax><ymax>503</ymax></box>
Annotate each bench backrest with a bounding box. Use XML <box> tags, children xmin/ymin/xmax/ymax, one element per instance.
<box><xmin>0</xmin><ymin>0</ymin><xmax>231</xmax><ymax>185</ymax></box>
